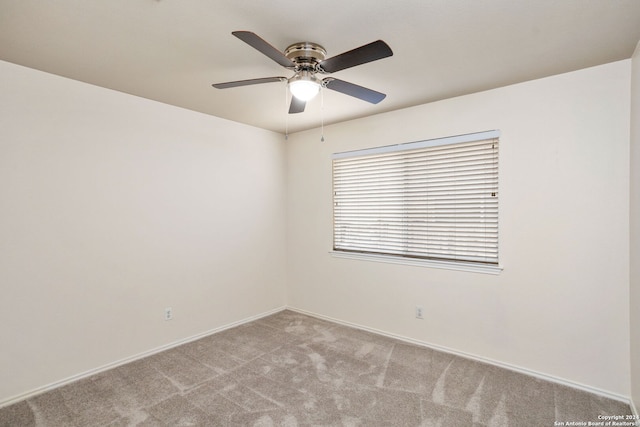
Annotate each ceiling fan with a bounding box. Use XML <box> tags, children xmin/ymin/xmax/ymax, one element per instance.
<box><xmin>212</xmin><ymin>31</ymin><xmax>393</xmax><ymax>114</ymax></box>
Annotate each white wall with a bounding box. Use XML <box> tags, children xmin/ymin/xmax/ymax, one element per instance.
<box><xmin>1</xmin><ymin>54</ymin><xmax>633</xmax><ymax>406</ymax></box>
<box><xmin>0</xmin><ymin>60</ymin><xmax>287</xmax><ymax>403</ymax></box>
<box><xmin>286</xmin><ymin>60</ymin><xmax>631</xmax><ymax>397</ymax></box>
<box><xmin>630</xmin><ymin>41</ymin><xmax>640</xmax><ymax>413</ymax></box>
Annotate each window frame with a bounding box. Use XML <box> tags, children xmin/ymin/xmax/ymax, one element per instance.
<box><xmin>331</xmin><ymin>130</ymin><xmax>502</xmax><ymax>274</ymax></box>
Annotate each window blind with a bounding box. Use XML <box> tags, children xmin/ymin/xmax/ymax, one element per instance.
<box><xmin>332</xmin><ymin>131</ymin><xmax>499</xmax><ymax>265</ymax></box>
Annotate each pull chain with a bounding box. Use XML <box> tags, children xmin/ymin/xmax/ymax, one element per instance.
<box><xmin>320</xmin><ymin>87</ymin><xmax>325</xmax><ymax>142</ymax></box>
<box><xmin>284</xmin><ymin>83</ymin><xmax>289</xmax><ymax>140</ymax></box>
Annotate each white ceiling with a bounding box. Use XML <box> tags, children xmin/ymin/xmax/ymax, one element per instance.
<box><xmin>1</xmin><ymin>0</ymin><xmax>640</xmax><ymax>134</ymax></box>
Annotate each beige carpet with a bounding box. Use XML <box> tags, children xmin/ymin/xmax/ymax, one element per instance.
<box><xmin>0</xmin><ymin>310</ymin><xmax>632</xmax><ymax>426</ymax></box>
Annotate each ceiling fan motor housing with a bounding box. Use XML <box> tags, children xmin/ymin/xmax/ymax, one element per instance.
<box><xmin>285</xmin><ymin>42</ymin><xmax>327</xmax><ymax>72</ymax></box>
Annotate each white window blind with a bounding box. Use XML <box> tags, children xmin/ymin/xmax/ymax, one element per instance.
<box><xmin>332</xmin><ymin>131</ymin><xmax>499</xmax><ymax>265</ymax></box>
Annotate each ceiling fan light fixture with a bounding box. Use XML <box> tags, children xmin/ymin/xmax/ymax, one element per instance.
<box><xmin>288</xmin><ymin>71</ymin><xmax>321</xmax><ymax>101</ymax></box>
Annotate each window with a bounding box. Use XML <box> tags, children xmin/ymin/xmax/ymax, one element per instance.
<box><xmin>332</xmin><ymin>130</ymin><xmax>499</xmax><ymax>268</ymax></box>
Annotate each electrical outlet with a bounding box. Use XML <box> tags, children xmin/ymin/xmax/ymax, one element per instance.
<box><xmin>164</xmin><ymin>307</ymin><xmax>173</xmax><ymax>321</ymax></box>
<box><xmin>415</xmin><ymin>305</ymin><xmax>424</xmax><ymax>319</ymax></box>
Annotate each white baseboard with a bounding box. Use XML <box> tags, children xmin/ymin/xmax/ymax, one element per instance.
<box><xmin>0</xmin><ymin>306</ymin><xmax>287</xmax><ymax>409</ymax></box>
<box><xmin>286</xmin><ymin>306</ymin><xmax>633</xmax><ymax>407</ymax></box>
<box><xmin>2</xmin><ymin>304</ymin><xmax>634</xmax><ymax>415</ymax></box>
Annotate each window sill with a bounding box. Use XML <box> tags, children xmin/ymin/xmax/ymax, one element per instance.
<box><xmin>329</xmin><ymin>251</ymin><xmax>503</xmax><ymax>275</ymax></box>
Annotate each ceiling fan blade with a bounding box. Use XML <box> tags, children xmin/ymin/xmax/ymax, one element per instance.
<box><xmin>232</xmin><ymin>31</ymin><xmax>296</xmax><ymax>69</ymax></box>
<box><xmin>212</xmin><ymin>77</ymin><xmax>286</xmax><ymax>89</ymax></box>
<box><xmin>323</xmin><ymin>78</ymin><xmax>386</xmax><ymax>104</ymax></box>
<box><xmin>318</xmin><ymin>40</ymin><xmax>393</xmax><ymax>73</ymax></box>
<box><xmin>289</xmin><ymin>97</ymin><xmax>306</xmax><ymax>114</ymax></box>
